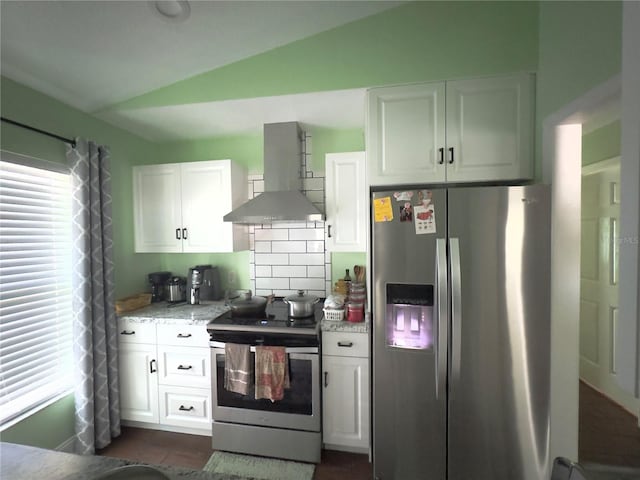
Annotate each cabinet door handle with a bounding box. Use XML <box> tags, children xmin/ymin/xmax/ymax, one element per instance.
<box><xmin>179</xmin><ymin>405</ymin><xmax>194</xmax><ymax>412</ymax></box>
<box><xmin>150</xmin><ymin>359</ymin><xmax>157</xmax><ymax>374</ymax></box>
<box><xmin>177</xmin><ymin>333</ymin><xmax>192</xmax><ymax>338</ymax></box>
<box><xmin>327</xmin><ymin>225</ymin><xmax>332</xmax><ymax>238</ymax></box>
<box><xmin>176</xmin><ymin>228</ymin><xmax>181</xmax><ymax>240</ymax></box>
<box><xmin>120</xmin><ymin>330</ymin><xmax>135</xmax><ymax>336</ymax></box>
<box><xmin>177</xmin><ymin>365</ymin><xmax>193</xmax><ymax>370</ymax></box>
<box><xmin>182</xmin><ymin>228</ymin><xmax>188</xmax><ymax>239</ymax></box>
<box><xmin>438</xmin><ymin>147</ymin><xmax>444</xmax><ymax>165</ymax></box>
<box><xmin>337</xmin><ymin>341</ymin><xmax>353</xmax><ymax>348</ymax></box>
<box><xmin>324</xmin><ymin>371</ymin><xmax>328</xmax><ymax>387</ymax></box>
<box><xmin>448</xmin><ymin>147</ymin><xmax>455</xmax><ymax>164</ymax></box>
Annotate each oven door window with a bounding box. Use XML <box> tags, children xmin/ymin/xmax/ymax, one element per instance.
<box><xmin>214</xmin><ymin>350</ymin><xmax>315</xmax><ymax>415</ymax></box>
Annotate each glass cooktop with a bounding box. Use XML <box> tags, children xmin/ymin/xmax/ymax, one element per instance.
<box><xmin>207</xmin><ymin>300</ymin><xmax>322</xmax><ymax>336</ymax></box>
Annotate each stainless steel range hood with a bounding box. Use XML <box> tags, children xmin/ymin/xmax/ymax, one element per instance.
<box><xmin>223</xmin><ymin>122</ymin><xmax>324</xmax><ymax>224</ymax></box>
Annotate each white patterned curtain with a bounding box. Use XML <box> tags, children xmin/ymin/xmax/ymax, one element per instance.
<box><xmin>67</xmin><ymin>139</ymin><xmax>120</xmax><ymax>454</ymax></box>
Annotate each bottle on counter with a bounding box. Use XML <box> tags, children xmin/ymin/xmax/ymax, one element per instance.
<box><xmin>344</xmin><ymin>269</ymin><xmax>352</xmax><ymax>282</ymax></box>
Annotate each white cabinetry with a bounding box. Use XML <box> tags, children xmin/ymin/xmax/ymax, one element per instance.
<box><xmin>118</xmin><ymin>320</ymin><xmax>212</xmax><ymax>435</ymax></box>
<box><xmin>367</xmin><ymin>73</ymin><xmax>534</xmax><ymax>186</ymax></box>
<box><xmin>322</xmin><ymin>331</ymin><xmax>370</xmax><ymax>453</ymax></box>
<box><xmin>156</xmin><ymin>324</ymin><xmax>212</xmax><ymax>431</ymax></box>
<box><xmin>325</xmin><ymin>152</ymin><xmax>367</xmax><ymax>252</ymax></box>
<box><xmin>133</xmin><ymin>159</ymin><xmax>248</xmax><ymax>253</ymax></box>
<box><xmin>118</xmin><ymin>320</ymin><xmax>158</xmax><ymax>423</ymax></box>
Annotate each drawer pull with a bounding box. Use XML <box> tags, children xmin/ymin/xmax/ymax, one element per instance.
<box><xmin>177</xmin><ymin>333</ymin><xmax>192</xmax><ymax>338</ymax></box>
<box><xmin>177</xmin><ymin>365</ymin><xmax>193</xmax><ymax>370</ymax></box>
<box><xmin>120</xmin><ymin>330</ymin><xmax>135</xmax><ymax>336</ymax></box>
<box><xmin>179</xmin><ymin>405</ymin><xmax>194</xmax><ymax>412</ymax></box>
<box><xmin>337</xmin><ymin>341</ymin><xmax>354</xmax><ymax>347</ymax></box>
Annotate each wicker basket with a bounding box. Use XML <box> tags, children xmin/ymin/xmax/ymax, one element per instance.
<box><xmin>115</xmin><ymin>293</ymin><xmax>152</xmax><ymax>315</ymax></box>
<box><xmin>323</xmin><ymin>308</ymin><xmax>345</xmax><ymax>322</ymax></box>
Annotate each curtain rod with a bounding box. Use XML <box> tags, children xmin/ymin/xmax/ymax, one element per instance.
<box><xmin>1</xmin><ymin>116</ymin><xmax>76</xmax><ymax>148</ymax></box>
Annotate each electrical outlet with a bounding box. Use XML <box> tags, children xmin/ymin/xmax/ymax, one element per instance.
<box><xmin>228</xmin><ymin>269</ymin><xmax>236</xmax><ymax>285</ymax></box>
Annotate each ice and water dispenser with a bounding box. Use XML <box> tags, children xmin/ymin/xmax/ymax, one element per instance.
<box><xmin>385</xmin><ymin>283</ymin><xmax>434</xmax><ymax>350</ymax></box>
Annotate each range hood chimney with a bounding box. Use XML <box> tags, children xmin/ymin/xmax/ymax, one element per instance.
<box><xmin>223</xmin><ymin>122</ymin><xmax>325</xmax><ymax>224</ymax></box>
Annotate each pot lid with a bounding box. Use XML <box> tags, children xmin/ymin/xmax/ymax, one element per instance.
<box><xmin>284</xmin><ymin>290</ymin><xmax>319</xmax><ymax>304</ymax></box>
<box><xmin>230</xmin><ymin>294</ymin><xmax>267</xmax><ymax>307</ymax></box>
<box><xmin>167</xmin><ymin>276</ymin><xmax>185</xmax><ymax>285</ymax></box>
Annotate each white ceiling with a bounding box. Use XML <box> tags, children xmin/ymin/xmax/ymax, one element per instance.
<box><xmin>0</xmin><ymin>0</ymin><xmax>401</xmax><ymax>139</ymax></box>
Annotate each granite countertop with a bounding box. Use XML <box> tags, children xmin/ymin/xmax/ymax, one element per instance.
<box><xmin>0</xmin><ymin>442</ymin><xmax>242</xmax><ymax>480</ymax></box>
<box><xmin>118</xmin><ymin>301</ymin><xmax>230</xmax><ymax>326</ymax></box>
<box><xmin>321</xmin><ymin>311</ymin><xmax>370</xmax><ymax>333</ymax></box>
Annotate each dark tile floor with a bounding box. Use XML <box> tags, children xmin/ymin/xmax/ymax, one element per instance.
<box><xmin>579</xmin><ymin>380</ymin><xmax>640</xmax><ymax>468</ymax></box>
<box><xmin>97</xmin><ymin>384</ymin><xmax>640</xmax><ymax>479</ymax></box>
<box><xmin>97</xmin><ymin>427</ymin><xmax>372</xmax><ymax>479</ymax></box>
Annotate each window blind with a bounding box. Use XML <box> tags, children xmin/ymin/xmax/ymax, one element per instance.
<box><xmin>0</xmin><ymin>158</ymin><xmax>73</xmax><ymax>427</ymax></box>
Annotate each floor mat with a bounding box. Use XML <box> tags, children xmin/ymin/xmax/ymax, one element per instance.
<box><xmin>203</xmin><ymin>451</ymin><xmax>315</xmax><ymax>480</ymax></box>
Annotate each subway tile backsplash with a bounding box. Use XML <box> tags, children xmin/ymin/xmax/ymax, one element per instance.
<box><xmin>248</xmin><ymin>133</ymin><xmax>330</xmax><ymax>298</ymax></box>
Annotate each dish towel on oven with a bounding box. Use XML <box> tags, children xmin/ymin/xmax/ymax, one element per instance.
<box><xmin>255</xmin><ymin>346</ymin><xmax>290</xmax><ymax>402</ymax></box>
<box><xmin>224</xmin><ymin>343</ymin><xmax>252</xmax><ymax>395</ymax></box>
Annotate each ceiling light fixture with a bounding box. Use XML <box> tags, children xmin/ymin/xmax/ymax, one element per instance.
<box><xmin>151</xmin><ymin>0</ymin><xmax>191</xmax><ymax>23</ymax></box>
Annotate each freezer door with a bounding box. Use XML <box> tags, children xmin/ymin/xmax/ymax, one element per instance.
<box><xmin>372</xmin><ymin>188</ymin><xmax>447</xmax><ymax>480</ymax></box>
<box><xmin>447</xmin><ymin>185</ymin><xmax>551</xmax><ymax>480</ymax></box>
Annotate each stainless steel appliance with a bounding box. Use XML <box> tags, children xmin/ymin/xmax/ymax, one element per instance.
<box><xmin>166</xmin><ymin>276</ymin><xmax>186</xmax><ymax>303</ymax></box>
<box><xmin>187</xmin><ymin>265</ymin><xmax>222</xmax><ymax>304</ymax></box>
<box><xmin>372</xmin><ymin>184</ymin><xmax>551</xmax><ymax>480</ymax></box>
<box><xmin>148</xmin><ymin>271</ymin><xmax>171</xmax><ymax>302</ymax></box>
<box><xmin>223</xmin><ymin>122</ymin><xmax>324</xmax><ymax>224</ymax></box>
<box><xmin>207</xmin><ymin>300</ymin><xmax>322</xmax><ymax>463</ymax></box>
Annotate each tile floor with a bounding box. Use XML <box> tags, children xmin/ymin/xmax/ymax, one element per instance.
<box><xmin>97</xmin><ymin>384</ymin><xmax>639</xmax><ymax>479</ymax></box>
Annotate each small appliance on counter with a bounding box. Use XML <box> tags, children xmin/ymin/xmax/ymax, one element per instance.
<box><xmin>186</xmin><ymin>265</ymin><xmax>222</xmax><ymax>304</ymax></box>
<box><xmin>166</xmin><ymin>276</ymin><xmax>186</xmax><ymax>303</ymax></box>
<box><xmin>148</xmin><ymin>271</ymin><xmax>171</xmax><ymax>302</ymax></box>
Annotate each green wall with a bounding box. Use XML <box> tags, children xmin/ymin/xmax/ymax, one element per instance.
<box><xmin>0</xmin><ymin>78</ymin><xmax>162</xmax><ymax>449</ymax></box>
<box><xmin>582</xmin><ymin>120</ymin><xmax>621</xmax><ymax>167</ymax></box>
<box><xmin>152</xmin><ymin>127</ymin><xmax>367</xmax><ymax>286</ymax></box>
<box><xmin>536</xmin><ymin>0</ymin><xmax>622</xmax><ymax>176</ymax></box>
<box><xmin>0</xmin><ymin>395</ymin><xmax>75</xmax><ymax>449</ymax></box>
<box><xmin>109</xmin><ymin>1</ymin><xmax>538</xmax><ymax>111</ymax></box>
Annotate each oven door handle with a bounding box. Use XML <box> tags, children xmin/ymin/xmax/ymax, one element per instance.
<box><xmin>210</xmin><ymin>341</ymin><xmax>318</xmax><ymax>354</ymax></box>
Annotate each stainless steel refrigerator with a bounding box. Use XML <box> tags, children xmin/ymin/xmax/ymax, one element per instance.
<box><xmin>372</xmin><ymin>184</ymin><xmax>551</xmax><ymax>480</ymax></box>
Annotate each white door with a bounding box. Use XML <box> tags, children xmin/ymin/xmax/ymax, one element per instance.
<box><xmin>180</xmin><ymin>160</ymin><xmax>234</xmax><ymax>252</ymax></box>
<box><xmin>119</xmin><ymin>343</ymin><xmax>159</xmax><ymax>423</ymax></box>
<box><xmin>367</xmin><ymin>82</ymin><xmax>446</xmax><ymax>186</ymax></box>
<box><xmin>133</xmin><ymin>164</ymin><xmax>182</xmax><ymax>253</ymax></box>
<box><xmin>325</xmin><ymin>152</ymin><xmax>367</xmax><ymax>252</ymax></box>
<box><xmin>322</xmin><ymin>355</ymin><xmax>370</xmax><ymax>451</ymax></box>
<box><xmin>445</xmin><ymin>73</ymin><xmax>533</xmax><ymax>182</ymax></box>
<box><xmin>580</xmin><ymin>158</ymin><xmax>639</xmax><ymax>414</ymax></box>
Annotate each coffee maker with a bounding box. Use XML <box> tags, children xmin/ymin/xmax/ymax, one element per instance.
<box><xmin>186</xmin><ymin>265</ymin><xmax>222</xmax><ymax>304</ymax></box>
<box><xmin>148</xmin><ymin>271</ymin><xmax>171</xmax><ymax>302</ymax></box>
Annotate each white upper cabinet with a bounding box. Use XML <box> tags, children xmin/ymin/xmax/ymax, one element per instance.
<box><xmin>367</xmin><ymin>73</ymin><xmax>534</xmax><ymax>186</ymax></box>
<box><xmin>133</xmin><ymin>159</ymin><xmax>248</xmax><ymax>253</ymax></box>
<box><xmin>325</xmin><ymin>151</ymin><xmax>367</xmax><ymax>252</ymax></box>
<box><xmin>133</xmin><ymin>163</ymin><xmax>183</xmax><ymax>252</ymax></box>
<box><xmin>367</xmin><ymin>83</ymin><xmax>446</xmax><ymax>185</ymax></box>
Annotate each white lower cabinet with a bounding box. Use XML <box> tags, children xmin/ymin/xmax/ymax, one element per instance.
<box><xmin>118</xmin><ymin>319</ymin><xmax>212</xmax><ymax>435</ymax></box>
<box><xmin>322</xmin><ymin>331</ymin><xmax>370</xmax><ymax>453</ymax></box>
<box><xmin>158</xmin><ymin>385</ymin><xmax>211</xmax><ymax>430</ymax></box>
<box><xmin>119</xmin><ymin>342</ymin><xmax>159</xmax><ymax>424</ymax></box>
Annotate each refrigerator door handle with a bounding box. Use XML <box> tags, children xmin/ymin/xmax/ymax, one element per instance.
<box><xmin>435</xmin><ymin>238</ymin><xmax>448</xmax><ymax>400</ymax></box>
<box><xmin>450</xmin><ymin>238</ymin><xmax>462</xmax><ymax>382</ymax></box>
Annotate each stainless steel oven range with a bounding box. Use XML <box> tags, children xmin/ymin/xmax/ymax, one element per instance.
<box><xmin>207</xmin><ymin>300</ymin><xmax>322</xmax><ymax>463</ymax></box>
